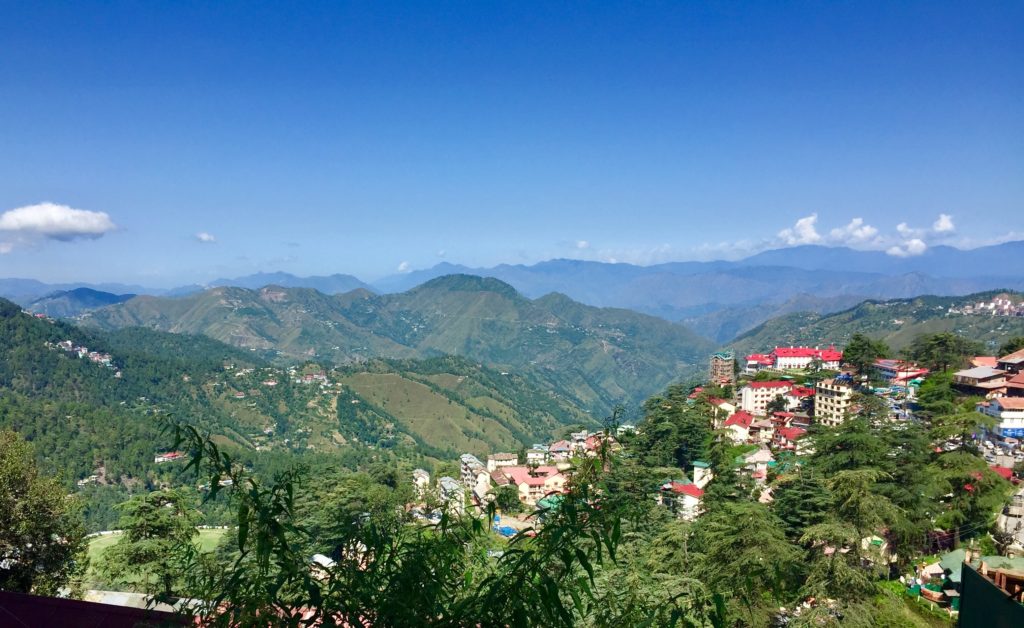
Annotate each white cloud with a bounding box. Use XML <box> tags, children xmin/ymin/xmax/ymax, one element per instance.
<box><xmin>777</xmin><ymin>214</ymin><xmax>822</xmax><ymax>245</ymax></box>
<box><xmin>0</xmin><ymin>242</ymin><xmax>12</xmax><ymax>254</ymax></box>
<box><xmin>886</xmin><ymin>238</ymin><xmax>928</xmax><ymax>257</ymax></box>
<box><xmin>933</xmin><ymin>213</ymin><xmax>955</xmax><ymax>233</ymax></box>
<box><xmin>575</xmin><ymin>240</ymin><xmax>590</xmax><ymax>250</ymax></box>
<box><xmin>0</xmin><ymin>202</ymin><xmax>116</xmax><ymax>241</ymax></box>
<box><xmin>436</xmin><ymin>249</ymin><xmax>446</xmax><ymax>257</ymax></box>
<box><xmin>396</xmin><ymin>261</ymin><xmax>411</xmax><ymax>273</ymax></box>
<box><xmin>828</xmin><ymin>218</ymin><xmax>879</xmax><ymax>245</ymax></box>
<box><xmin>195</xmin><ymin>231</ymin><xmax>216</xmax><ymax>243</ymax></box>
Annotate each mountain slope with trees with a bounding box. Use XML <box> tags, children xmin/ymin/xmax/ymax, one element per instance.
<box><xmin>81</xmin><ymin>275</ymin><xmax>716</xmax><ymax>412</ymax></box>
<box><xmin>730</xmin><ymin>290</ymin><xmax>1024</xmax><ymax>355</ymax></box>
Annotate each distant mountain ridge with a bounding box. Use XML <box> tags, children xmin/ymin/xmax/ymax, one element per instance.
<box><xmin>28</xmin><ymin>287</ymin><xmax>136</xmax><ymax>318</ymax></box>
<box><xmin>6</xmin><ymin>240</ymin><xmax>1022</xmax><ymax>338</ymax></box>
<box><xmin>80</xmin><ymin>274</ymin><xmax>715</xmax><ymax>414</ymax></box>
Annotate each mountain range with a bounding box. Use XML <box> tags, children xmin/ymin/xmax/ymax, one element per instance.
<box><xmin>6</xmin><ymin>241</ymin><xmax>1023</xmax><ymax>343</ymax></box>
<box><xmin>79</xmin><ymin>275</ymin><xmax>715</xmax><ymax>414</ymax></box>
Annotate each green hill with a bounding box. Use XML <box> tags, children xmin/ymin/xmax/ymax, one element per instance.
<box><xmin>0</xmin><ymin>298</ymin><xmax>597</xmax><ymax>528</ymax></box>
<box><xmin>730</xmin><ymin>290</ymin><xmax>1024</xmax><ymax>355</ymax></box>
<box><xmin>82</xmin><ymin>275</ymin><xmax>715</xmax><ymax>413</ymax></box>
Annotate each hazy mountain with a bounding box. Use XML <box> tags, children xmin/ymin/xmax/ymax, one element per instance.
<box><xmin>27</xmin><ymin>288</ymin><xmax>136</xmax><ymax>318</ymax></box>
<box><xmin>81</xmin><ymin>275</ymin><xmax>716</xmax><ymax>413</ymax></box>
<box><xmin>209</xmin><ymin>271</ymin><xmax>373</xmax><ymax>295</ymax></box>
<box><xmin>682</xmin><ymin>293</ymin><xmax>869</xmax><ymax>344</ymax></box>
<box><xmin>372</xmin><ymin>251</ymin><xmax>1024</xmax><ymax>328</ymax></box>
<box><xmin>729</xmin><ymin>290</ymin><xmax>1024</xmax><ymax>356</ymax></box>
<box><xmin>0</xmin><ymin>278</ymin><xmax>154</xmax><ymax>305</ymax></box>
<box><xmin>738</xmin><ymin>241</ymin><xmax>1024</xmax><ymax>277</ymax></box>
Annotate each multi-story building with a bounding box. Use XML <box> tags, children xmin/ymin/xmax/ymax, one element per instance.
<box><xmin>739</xmin><ymin>381</ymin><xmax>793</xmax><ymax>415</ymax></box>
<box><xmin>744</xmin><ymin>346</ymin><xmax>843</xmax><ymax>374</ymax></box>
<box><xmin>977</xmin><ymin>397</ymin><xmax>1024</xmax><ymax>439</ymax></box>
<box><xmin>815</xmin><ymin>376</ymin><xmax>855</xmax><ymax>427</ymax></box>
<box><xmin>709</xmin><ymin>350</ymin><xmax>735</xmax><ymax>386</ymax></box>
<box><xmin>953</xmin><ymin>366</ymin><xmax>1008</xmax><ymax>398</ymax></box>
<box><xmin>412</xmin><ymin>468</ymin><xmax>430</xmax><ymax>498</ymax></box>
<box><xmin>459</xmin><ymin>454</ymin><xmax>491</xmax><ymax>501</ymax></box>
<box><xmin>438</xmin><ymin>476</ymin><xmax>465</xmax><ymax>515</ymax></box>
<box><xmin>493</xmin><ymin>466</ymin><xmax>567</xmax><ymax>506</ymax></box>
<box><xmin>486</xmin><ymin>452</ymin><xmax>519</xmax><ymax>472</ymax></box>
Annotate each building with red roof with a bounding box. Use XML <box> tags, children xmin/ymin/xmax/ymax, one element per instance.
<box><xmin>773</xmin><ymin>426</ymin><xmax>807</xmax><ymax>451</ymax></box>
<box><xmin>659</xmin><ymin>481</ymin><xmax>704</xmax><ymax>520</ymax></box>
<box><xmin>739</xmin><ymin>380</ymin><xmax>794</xmax><ymax>415</ymax></box>
<box><xmin>492</xmin><ymin>465</ymin><xmax>567</xmax><ymax>506</ymax></box>
<box><xmin>724</xmin><ymin>410</ymin><xmax>756</xmax><ymax>442</ymax></box>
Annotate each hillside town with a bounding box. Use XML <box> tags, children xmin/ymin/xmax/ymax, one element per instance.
<box><xmin>407</xmin><ymin>341</ymin><xmax>1024</xmax><ymax>620</ymax></box>
<box><xmin>948</xmin><ymin>294</ymin><xmax>1024</xmax><ymax>318</ymax></box>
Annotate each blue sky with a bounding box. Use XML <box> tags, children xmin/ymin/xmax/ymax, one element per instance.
<box><xmin>1</xmin><ymin>2</ymin><xmax>1021</xmax><ymax>285</ymax></box>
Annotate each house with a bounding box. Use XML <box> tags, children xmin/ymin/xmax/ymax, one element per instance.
<box><xmin>692</xmin><ymin>461</ymin><xmax>713</xmax><ymax>489</ymax></box>
<box><xmin>548</xmin><ymin>440</ymin><xmax>572</xmax><ymax>461</ymax></box>
<box><xmin>815</xmin><ymin>376</ymin><xmax>855</xmax><ymax>427</ymax></box>
<box><xmin>998</xmin><ymin>348</ymin><xmax>1024</xmax><ymax>375</ymax></box>
<box><xmin>494</xmin><ymin>466</ymin><xmax>567</xmax><ymax>506</ymax></box>
<box><xmin>977</xmin><ymin>397</ymin><xmax>1024</xmax><ymax>439</ymax></box>
<box><xmin>582</xmin><ymin>433</ymin><xmax>619</xmax><ymax>456</ymax></box>
<box><xmin>971</xmin><ymin>356</ymin><xmax>999</xmax><ymax>369</ymax></box>
<box><xmin>785</xmin><ymin>386</ymin><xmax>815</xmax><ymax>411</ymax></box>
<box><xmin>526</xmin><ymin>447</ymin><xmax>549</xmax><ymax>465</ymax></box>
<box><xmin>742</xmin><ymin>448</ymin><xmax>775</xmax><ymax>481</ymax></box>
<box><xmin>1006</xmin><ymin>372</ymin><xmax>1024</xmax><ymax>397</ymax></box>
<box><xmin>438</xmin><ymin>476</ymin><xmax>465</xmax><ymax>515</ymax></box>
<box><xmin>708</xmin><ymin>397</ymin><xmax>736</xmax><ymax>418</ymax></box>
<box><xmin>874</xmin><ymin>359</ymin><xmax>928</xmax><ymax>383</ymax></box>
<box><xmin>723</xmin><ymin>411</ymin><xmax>755</xmax><ymax>442</ymax></box>
<box><xmin>154</xmin><ymin>451</ymin><xmax>185</xmax><ymax>464</ymax></box>
<box><xmin>743</xmin><ymin>353</ymin><xmax>774</xmax><ymax>375</ymax></box>
<box><xmin>486</xmin><ymin>452</ymin><xmax>519</xmax><ymax>472</ymax></box>
<box><xmin>412</xmin><ymin>469</ymin><xmax>430</xmax><ymax>498</ymax></box>
<box><xmin>953</xmin><ymin>366</ymin><xmax>1008</xmax><ymax>397</ymax></box>
<box><xmin>659</xmin><ymin>481</ymin><xmax>704</xmax><ymax>521</ymax></box>
<box><xmin>773</xmin><ymin>426</ymin><xmax>807</xmax><ymax>451</ymax></box>
<box><xmin>459</xmin><ymin>454</ymin><xmax>491</xmax><ymax>501</ymax></box>
<box><xmin>749</xmin><ymin>418</ymin><xmax>775</xmax><ymax>444</ymax></box>
<box><xmin>771</xmin><ymin>346</ymin><xmax>842</xmax><ymax>371</ymax></box>
<box><xmin>739</xmin><ymin>381</ymin><xmax>794</xmax><ymax>415</ymax></box>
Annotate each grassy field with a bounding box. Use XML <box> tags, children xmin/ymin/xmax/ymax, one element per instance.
<box><xmin>85</xmin><ymin>528</ymin><xmax>228</xmax><ymax>589</ymax></box>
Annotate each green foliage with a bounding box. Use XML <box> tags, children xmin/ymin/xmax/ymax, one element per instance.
<box><xmin>493</xmin><ymin>484</ymin><xmax>523</xmax><ymax>514</ymax></box>
<box><xmin>99</xmin><ymin>488</ymin><xmax>200</xmax><ymax>599</ymax></box>
<box><xmin>903</xmin><ymin>332</ymin><xmax>984</xmax><ymax>373</ymax></box>
<box><xmin>691</xmin><ymin>500</ymin><xmax>801</xmax><ymax>624</ymax></box>
<box><xmin>998</xmin><ymin>336</ymin><xmax>1024</xmax><ymax>357</ymax></box>
<box><xmin>843</xmin><ymin>333</ymin><xmax>890</xmax><ymax>374</ymax></box>
<box><xmin>0</xmin><ymin>430</ymin><xmax>88</xmax><ymax>595</ymax></box>
<box><xmin>631</xmin><ymin>385</ymin><xmax>711</xmax><ymax>469</ymax></box>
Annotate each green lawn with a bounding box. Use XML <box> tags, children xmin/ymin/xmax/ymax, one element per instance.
<box><xmin>85</xmin><ymin>528</ymin><xmax>228</xmax><ymax>589</ymax></box>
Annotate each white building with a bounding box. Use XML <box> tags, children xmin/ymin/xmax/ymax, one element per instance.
<box><xmin>978</xmin><ymin>397</ymin><xmax>1024</xmax><ymax>439</ymax></box>
<box><xmin>739</xmin><ymin>381</ymin><xmax>794</xmax><ymax>415</ymax></box>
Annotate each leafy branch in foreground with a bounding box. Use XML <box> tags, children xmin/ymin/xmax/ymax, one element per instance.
<box><xmin>166</xmin><ymin>420</ymin><xmax>710</xmax><ymax>627</ymax></box>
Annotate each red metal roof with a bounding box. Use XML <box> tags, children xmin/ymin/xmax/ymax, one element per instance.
<box><xmin>724</xmin><ymin>411</ymin><xmax>755</xmax><ymax>428</ymax></box>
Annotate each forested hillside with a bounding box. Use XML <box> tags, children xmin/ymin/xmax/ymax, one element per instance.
<box><xmin>81</xmin><ymin>275</ymin><xmax>715</xmax><ymax>412</ymax></box>
<box><xmin>731</xmin><ymin>290</ymin><xmax>1024</xmax><ymax>354</ymax></box>
<box><xmin>1</xmin><ymin>298</ymin><xmax>594</xmax><ymax>529</ymax></box>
